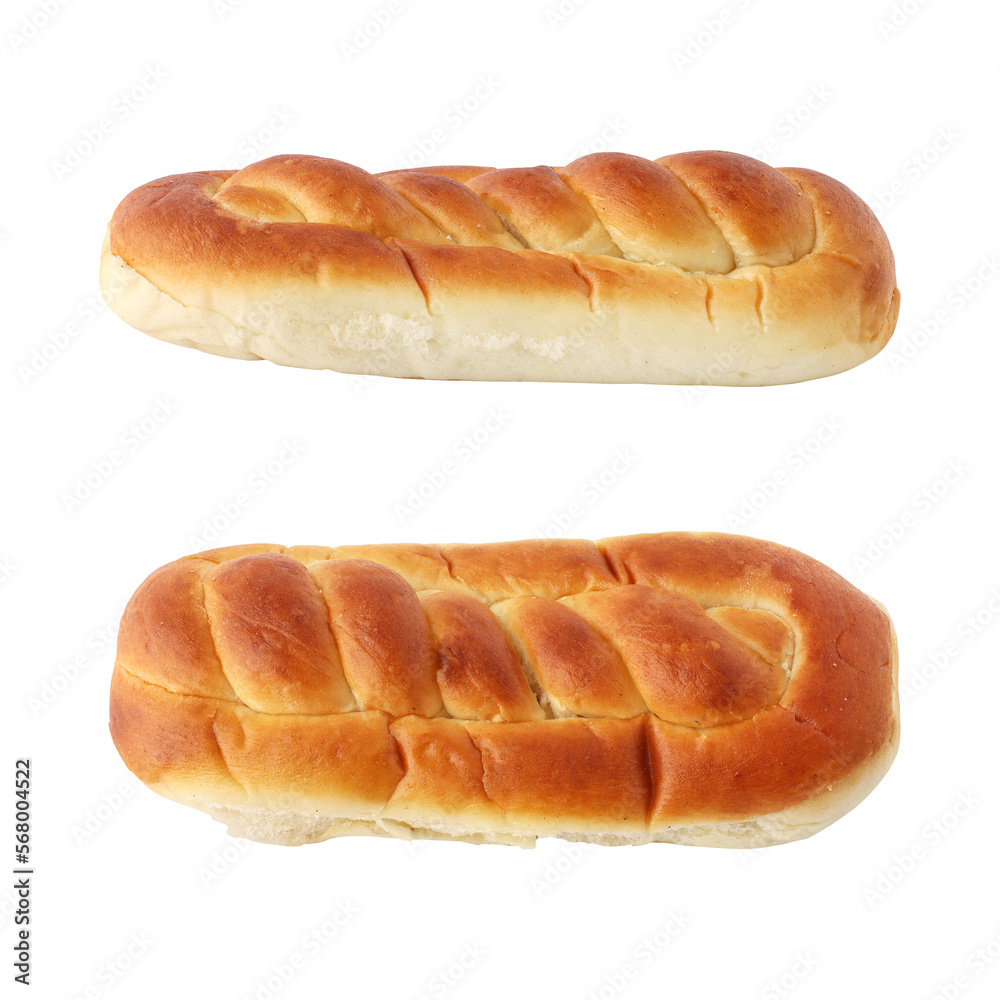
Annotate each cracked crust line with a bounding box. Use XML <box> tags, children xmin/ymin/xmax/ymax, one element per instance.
<box><xmin>753</xmin><ymin>274</ymin><xmax>766</xmax><ymax>330</ymax></box>
<box><xmin>778</xmin><ymin>703</ymin><xmax>844</xmax><ymax>759</ymax></box>
<box><xmin>704</xmin><ymin>279</ymin><xmax>718</xmax><ymax>331</ymax></box>
<box><xmin>562</xmin><ymin>254</ymin><xmax>598</xmax><ymax>313</ymax></box>
<box><xmin>438</xmin><ymin>547</ymin><xmax>458</xmax><ymax>585</ymax></box>
<box><xmin>382</xmin><ymin>720</ymin><xmax>411</xmax><ymax>815</ymax></box>
<box><xmin>197</xmin><ymin>562</ymin><xmax>240</xmax><ymax>700</ymax></box>
<box><xmin>209</xmin><ymin>709</ymin><xmax>249</xmax><ymax>799</ymax></box>
<box><xmin>596</xmin><ymin>542</ymin><xmax>630</xmax><ymax>586</ymax></box>
<box><xmin>390</xmin><ymin>239</ymin><xmax>435</xmax><ymax>316</ymax></box>
<box><xmin>823</xmin><ymin>249</ymin><xmax>864</xmax><ymax>269</ymax></box>
<box><xmin>464</xmin><ymin>728</ymin><xmax>504</xmax><ymax>815</ymax></box>
<box><xmin>117</xmin><ymin>662</ymin><xmax>241</xmax><ymax>706</ymax></box>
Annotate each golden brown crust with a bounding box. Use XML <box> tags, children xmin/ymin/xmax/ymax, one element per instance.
<box><xmin>380</xmin><ymin>169</ymin><xmax>522</xmax><ymax>249</ymax></box>
<box><xmin>647</xmin><ymin>710</ymin><xmax>840</xmax><ymax>822</ymax></box>
<box><xmin>561</xmin><ymin>587</ymin><xmax>787</xmax><ymax>727</ymax></box>
<box><xmin>310</xmin><ymin>558</ymin><xmax>442</xmax><ymax>718</ymax></box>
<box><xmin>109</xmin><ymin>533</ymin><xmax>898</xmax><ymax>847</ymax></box>
<box><xmin>493</xmin><ymin>596</ymin><xmax>646</xmax><ymax>719</ymax></box>
<box><xmin>558</xmin><ymin>152</ymin><xmax>736</xmax><ymax>272</ymax></box>
<box><xmin>422</xmin><ymin>591</ymin><xmax>543</xmax><ymax>723</ymax></box>
<box><xmin>658</xmin><ymin>151</ymin><xmax>815</xmax><ymax>267</ymax></box>
<box><xmin>467</xmin><ymin>716</ymin><xmax>651</xmax><ymax>834</ymax></box>
<box><xmin>202</xmin><ymin>552</ymin><xmax>354</xmax><ymax>715</ymax></box>
<box><xmin>101</xmin><ymin>151</ymin><xmax>899</xmax><ymax>385</ymax></box>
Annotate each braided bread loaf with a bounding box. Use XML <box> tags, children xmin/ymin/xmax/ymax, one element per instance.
<box><xmin>109</xmin><ymin>533</ymin><xmax>898</xmax><ymax>848</ymax></box>
<box><xmin>100</xmin><ymin>151</ymin><xmax>898</xmax><ymax>385</ymax></box>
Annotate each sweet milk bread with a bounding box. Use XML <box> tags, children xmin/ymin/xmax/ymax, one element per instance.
<box><xmin>100</xmin><ymin>151</ymin><xmax>899</xmax><ymax>385</ymax></box>
<box><xmin>109</xmin><ymin>532</ymin><xmax>899</xmax><ymax>848</ymax></box>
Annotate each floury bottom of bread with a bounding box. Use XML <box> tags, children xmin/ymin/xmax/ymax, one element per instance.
<box><xmin>109</xmin><ymin>533</ymin><xmax>900</xmax><ymax>849</ymax></box>
<box><xmin>99</xmin><ymin>150</ymin><xmax>900</xmax><ymax>385</ymax></box>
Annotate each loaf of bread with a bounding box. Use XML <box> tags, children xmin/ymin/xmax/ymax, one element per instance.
<box><xmin>109</xmin><ymin>532</ymin><xmax>898</xmax><ymax>848</ymax></box>
<box><xmin>100</xmin><ymin>150</ymin><xmax>899</xmax><ymax>385</ymax></box>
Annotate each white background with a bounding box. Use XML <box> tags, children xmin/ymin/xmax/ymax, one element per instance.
<box><xmin>4</xmin><ymin>0</ymin><xmax>1000</xmax><ymax>997</ymax></box>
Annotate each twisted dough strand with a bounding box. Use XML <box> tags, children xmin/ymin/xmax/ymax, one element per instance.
<box><xmin>114</xmin><ymin>534</ymin><xmax>887</xmax><ymax>746</ymax></box>
<box><xmin>124</xmin><ymin>547</ymin><xmax>793</xmax><ymax>729</ymax></box>
<box><xmin>211</xmin><ymin>151</ymin><xmax>817</xmax><ymax>274</ymax></box>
